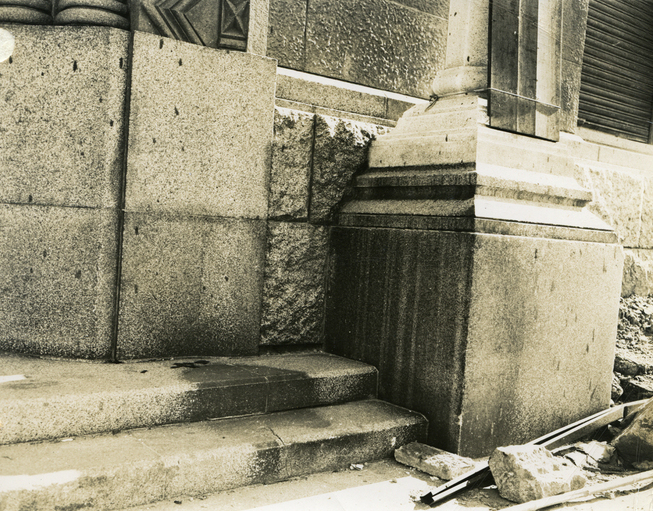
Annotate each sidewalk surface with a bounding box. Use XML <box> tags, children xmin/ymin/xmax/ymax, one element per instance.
<box><xmin>123</xmin><ymin>459</ymin><xmax>653</xmax><ymax>511</ymax></box>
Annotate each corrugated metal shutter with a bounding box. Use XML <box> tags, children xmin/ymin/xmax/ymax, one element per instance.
<box><xmin>578</xmin><ymin>0</ymin><xmax>653</xmax><ymax>143</ymax></box>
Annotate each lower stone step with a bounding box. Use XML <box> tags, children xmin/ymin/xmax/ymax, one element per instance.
<box><xmin>0</xmin><ymin>400</ymin><xmax>427</xmax><ymax>511</ymax></box>
<box><xmin>0</xmin><ymin>352</ymin><xmax>377</xmax><ymax>445</ymax></box>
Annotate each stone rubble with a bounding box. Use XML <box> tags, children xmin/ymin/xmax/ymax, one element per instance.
<box><xmin>394</xmin><ymin>442</ymin><xmax>477</xmax><ymax>480</ymax></box>
<box><xmin>612</xmin><ymin>397</ymin><xmax>653</xmax><ymax>464</ymax></box>
<box><xmin>488</xmin><ymin>444</ymin><xmax>587</xmax><ymax>504</ymax></box>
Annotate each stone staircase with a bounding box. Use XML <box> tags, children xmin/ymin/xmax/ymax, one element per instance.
<box><xmin>0</xmin><ymin>352</ymin><xmax>427</xmax><ymax>510</ymax></box>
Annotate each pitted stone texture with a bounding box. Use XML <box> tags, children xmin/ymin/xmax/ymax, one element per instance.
<box><xmin>395</xmin><ymin>442</ymin><xmax>476</xmax><ymax>480</ymax></box>
<box><xmin>126</xmin><ymin>32</ymin><xmax>276</xmax><ymax>219</ymax></box>
<box><xmin>267</xmin><ymin>0</ymin><xmax>307</xmax><ymax>68</ymax></box>
<box><xmin>269</xmin><ymin>107</ymin><xmax>314</xmax><ymax>220</ymax></box>
<box><xmin>612</xmin><ymin>398</ymin><xmax>653</xmax><ymax>464</ymax></box>
<box><xmin>574</xmin><ymin>164</ymin><xmax>644</xmax><ymax>247</ymax></box>
<box><xmin>0</xmin><ymin>25</ymin><xmax>128</xmax><ymax>209</ymax></box>
<box><xmin>311</xmin><ymin>115</ymin><xmax>389</xmax><ymax>223</ymax></box>
<box><xmin>638</xmin><ymin>176</ymin><xmax>653</xmax><ymax>249</ymax></box>
<box><xmin>117</xmin><ymin>213</ymin><xmax>265</xmax><ymax>359</ymax></box>
<box><xmin>489</xmin><ymin>445</ymin><xmax>587</xmax><ymax>504</ymax></box>
<box><xmin>622</xmin><ymin>249</ymin><xmax>653</xmax><ymax>297</ymax></box>
<box><xmin>303</xmin><ymin>0</ymin><xmax>446</xmax><ymax>98</ymax></box>
<box><xmin>0</xmin><ymin>205</ymin><xmax>118</xmax><ymax>359</ymax></box>
<box><xmin>261</xmin><ymin>222</ymin><xmax>328</xmax><ymax>346</ymax></box>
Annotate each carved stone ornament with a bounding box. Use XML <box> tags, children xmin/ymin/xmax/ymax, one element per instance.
<box><xmin>139</xmin><ymin>0</ymin><xmax>249</xmax><ymax>50</ymax></box>
<box><xmin>54</xmin><ymin>0</ymin><xmax>130</xmax><ymax>30</ymax></box>
<box><xmin>0</xmin><ymin>0</ymin><xmax>53</xmax><ymax>25</ymax></box>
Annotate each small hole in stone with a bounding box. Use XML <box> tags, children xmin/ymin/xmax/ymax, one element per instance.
<box><xmin>135</xmin><ymin>226</ymin><xmax>139</xmax><ymax>235</ymax></box>
<box><xmin>110</xmin><ymin>120</ymin><xmax>114</xmax><ymax>127</ymax></box>
<box><xmin>174</xmin><ymin>106</ymin><xmax>179</xmax><ymax>115</ymax></box>
<box><xmin>99</xmin><ymin>98</ymin><xmax>103</xmax><ymax>103</ymax></box>
<box><xmin>43</xmin><ymin>250</ymin><xmax>47</xmax><ymax>258</ymax></box>
<box><xmin>41</xmin><ymin>72</ymin><xmax>44</xmax><ymax>76</ymax></box>
<box><xmin>73</xmin><ymin>61</ymin><xmax>78</xmax><ymax>72</ymax></box>
<box><xmin>134</xmin><ymin>284</ymin><xmax>139</xmax><ymax>294</ymax></box>
<box><xmin>160</xmin><ymin>39</ymin><xmax>164</xmax><ymax>49</ymax></box>
<box><xmin>467</xmin><ymin>56</ymin><xmax>470</xmax><ymax>62</ymax></box>
<box><xmin>224</xmin><ymin>276</ymin><xmax>229</xmax><ymax>282</ymax></box>
<box><xmin>153</xmin><ymin>138</ymin><xmax>156</xmax><ymax>144</ymax></box>
<box><xmin>81</xmin><ymin>151</ymin><xmax>84</xmax><ymax>156</ymax></box>
<box><xmin>75</xmin><ymin>270</ymin><xmax>82</xmax><ymax>279</ymax></box>
<box><xmin>8</xmin><ymin>56</ymin><xmax>12</xmax><ymax>64</ymax></box>
<box><xmin>28</xmin><ymin>195</ymin><xmax>32</xmax><ymax>203</ymax></box>
<box><xmin>179</xmin><ymin>58</ymin><xmax>182</xmax><ymax>66</ymax></box>
<box><xmin>119</xmin><ymin>57</ymin><xmax>124</xmax><ymax>69</ymax></box>
<box><xmin>30</xmin><ymin>268</ymin><xmax>33</xmax><ymax>273</ymax></box>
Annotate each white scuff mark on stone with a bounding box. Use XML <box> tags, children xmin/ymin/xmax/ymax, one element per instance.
<box><xmin>0</xmin><ymin>29</ymin><xmax>15</xmax><ymax>64</ymax></box>
<box><xmin>0</xmin><ymin>374</ymin><xmax>25</xmax><ymax>383</ymax></box>
<box><xmin>0</xmin><ymin>470</ymin><xmax>82</xmax><ymax>491</ymax></box>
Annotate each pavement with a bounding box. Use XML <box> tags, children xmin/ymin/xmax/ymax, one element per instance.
<box><xmin>122</xmin><ymin>458</ymin><xmax>653</xmax><ymax>511</ymax></box>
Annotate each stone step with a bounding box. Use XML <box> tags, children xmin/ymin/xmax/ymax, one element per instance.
<box><xmin>0</xmin><ymin>400</ymin><xmax>427</xmax><ymax>511</ymax></box>
<box><xmin>0</xmin><ymin>352</ymin><xmax>377</xmax><ymax>445</ymax></box>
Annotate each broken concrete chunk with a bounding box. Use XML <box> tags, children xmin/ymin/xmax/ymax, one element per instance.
<box><xmin>489</xmin><ymin>445</ymin><xmax>587</xmax><ymax>504</ymax></box>
<box><xmin>612</xmin><ymin>398</ymin><xmax>653</xmax><ymax>464</ymax></box>
<box><xmin>576</xmin><ymin>441</ymin><xmax>615</xmax><ymax>464</ymax></box>
<box><xmin>394</xmin><ymin>441</ymin><xmax>477</xmax><ymax>480</ymax></box>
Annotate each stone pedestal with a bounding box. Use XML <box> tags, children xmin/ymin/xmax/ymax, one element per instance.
<box><xmin>325</xmin><ymin>86</ymin><xmax>623</xmax><ymax>456</ymax></box>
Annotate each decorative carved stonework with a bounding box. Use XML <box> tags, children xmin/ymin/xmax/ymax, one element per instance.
<box><xmin>0</xmin><ymin>0</ymin><xmax>53</xmax><ymax>24</ymax></box>
<box><xmin>137</xmin><ymin>0</ymin><xmax>248</xmax><ymax>50</ymax></box>
<box><xmin>54</xmin><ymin>0</ymin><xmax>129</xmax><ymax>29</ymax></box>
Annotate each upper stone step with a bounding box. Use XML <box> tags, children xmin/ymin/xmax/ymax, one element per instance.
<box><xmin>0</xmin><ymin>352</ymin><xmax>377</xmax><ymax>445</ymax></box>
<box><xmin>0</xmin><ymin>400</ymin><xmax>427</xmax><ymax>511</ymax></box>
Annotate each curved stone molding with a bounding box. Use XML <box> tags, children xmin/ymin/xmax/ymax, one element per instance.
<box><xmin>54</xmin><ymin>0</ymin><xmax>129</xmax><ymax>29</ymax></box>
<box><xmin>0</xmin><ymin>0</ymin><xmax>52</xmax><ymax>25</ymax></box>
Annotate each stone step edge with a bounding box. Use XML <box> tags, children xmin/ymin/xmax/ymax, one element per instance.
<box><xmin>0</xmin><ymin>400</ymin><xmax>428</xmax><ymax>511</ymax></box>
<box><xmin>0</xmin><ymin>353</ymin><xmax>378</xmax><ymax>446</ymax></box>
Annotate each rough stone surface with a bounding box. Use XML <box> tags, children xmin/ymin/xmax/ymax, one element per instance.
<box><xmin>117</xmin><ymin>213</ymin><xmax>265</xmax><ymax>358</ymax></box>
<box><xmin>0</xmin><ymin>205</ymin><xmax>118</xmax><ymax>359</ymax></box>
<box><xmin>0</xmin><ymin>24</ymin><xmax>128</xmax><ymax>209</ymax></box>
<box><xmin>310</xmin><ymin>114</ymin><xmax>389</xmax><ymax>223</ymax></box>
<box><xmin>612</xmin><ymin>374</ymin><xmax>624</xmax><ymax>401</ymax></box>
<box><xmin>126</xmin><ymin>32</ymin><xmax>276</xmax><ymax>219</ymax></box>
<box><xmin>623</xmin><ymin>376</ymin><xmax>653</xmax><ymax>401</ymax></box>
<box><xmin>304</xmin><ymin>0</ymin><xmax>446</xmax><ymax>98</ymax></box>
<box><xmin>574</xmin><ymin>165</ymin><xmax>644</xmax><ymax>248</ymax></box>
<box><xmin>260</xmin><ymin>222</ymin><xmax>329</xmax><ymax>346</ymax></box>
<box><xmin>622</xmin><ymin>250</ymin><xmax>653</xmax><ymax>297</ymax></box>
<box><xmin>267</xmin><ymin>0</ymin><xmax>307</xmax><ymax>69</ymax></box>
<box><xmin>612</xmin><ymin>398</ymin><xmax>653</xmax><ymax>464</ymax></box>
<box><xmin>489</xmin><ymin>445</ymin><xmax>587</xmax><ymax>504</ymax></box>
<box><xmin>638</xmin><ymin>176</ymin><xmax>653</xmax><ymax>249</ymax></box>
<box><xmin>269</xmin><ymin>107</ymin><xmax>314</xmax><ymax>220</ymax></box>
<box><xmin>394</xmin><ymin>442</ymin><xmax>476</xmax><ymax>480</ymax></box>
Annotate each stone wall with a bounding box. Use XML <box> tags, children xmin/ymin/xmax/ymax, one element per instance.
<box><xmin>267</xmin><ymin>0</ymin><xmax>447</xmax><ymax>98</ymax></box>
<box><xmin>262</xmin><ymin>107</ymin><xmax>390</xmax><ymax>347</ymax></box>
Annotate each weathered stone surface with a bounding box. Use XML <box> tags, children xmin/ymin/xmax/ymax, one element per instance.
<box><xmin>623</xmin><ymin>375</ymin><xmax>653</xmax><ymax>402</ymax></box>
<box><xmin>310</xmin><ymin>114</ymin><xmax>388</xmax><ymax>223</ymax></box>
<box><xmin>304</xmin><ymin>0</ymin><xmax>446</xmax><ymax>98</ymax></box>
<box><xmin>260</xmin><ymin>222</ymin><xmax>329</xmax><ymax>346</ymax></box>
<box><xmin>0</xmin><ymin>25</ymin><xmax>129</xmax><ymax>209</ymax></box>
<box><xmin>577</xmin><ymin>441</ymin><xmax>615</xmax><ymax>464</ymax></box>
<box><xmin>126</xmin><ymin>32</ymin><xmax>276</xmax><ymax>219</ymax></box>
<box><xmin>638</xmin><ymin>176</ymin><xmax>653</xmax><ymax>249</ymax></box>
<box><xmin>0</xmin><ymin>5</ymin><xmax>51</xmax><ymax>23</ymax></box>
<box><xmin>0</xmin><ymin>205</ymin><xmax>118</xmax><ymax>359</ymax></box>
<box><xmin>55</xmin><ymin>5</ymin><xmax>129</xmax><ymax>30</ymax></box>
<box><xmin>612</xmin><ymin>374</ymin><xmax>624</xmax><ymax>401</ymax></box>
<box><xmin>267</xmin><ymin>0</ymin><xmax>306</xmax><ymax>69</ymax></box>
<box><xmin>489</xmin><ymin>445</ymin><xmax>587</xmax><ymax>504</ymax></box>
<box><xmin>612</xmin><ymin>398</ymin><xmax>653</xmax><ymax>464</ymax></box>
<box><xmin>117</xmin><ymin>213</ymin><xmax>265</xmax><ymax>358</ymax></box>
<box><xmin>269</xmin><ymin>107</ymin><xmax>314</xmax><ymax>220</ymax></box>
<box><xmin>574</xmin><ymin>164</ymin><xmax>643</xmax><ymax>247</ymax></box>
<box><xmin>614</xmin><ymin>352</ymin><xmax>646</xmax><ymax>376</ymax></box>
<box><xmin>394</xmin><ymin>442</ymin><xmax>476</xmax><ymax>480</ymax></box>
<box><xmin>622</xmin><ymin>250</ymin><xmax>653</xmax><ymax>297</ymax></box>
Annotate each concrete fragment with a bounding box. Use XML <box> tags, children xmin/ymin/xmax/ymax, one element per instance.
<box><xmin>488</xmin><ymin>445</ymin><xmax>587</xmax><ymax>504</ymax></box>
<box><xmin>612</xmin><ymin>398</ymin><xmax>653</xmax><ymax>464</ymax></box>
<box><xmin>576</xmin><ymin>441</ymin><xmax>615</xmax><ymax>464</ymax></box>
<box><xmin>612</xmin><ymin>374</ymin><xmax>624</xmax><ymax>401</ymax></box>
<box><xmin>614</xmin><ymin>353</ymin><xmax>642</xmax><ymax>376</ymax></box>
<box><xmin>624</xmin><ymin>375</ymin><xmax>653</xmax><ymax>401</ymax></box>
<box><xmin>394</xmin><ymin>442</ymin><xmax>476</xmax><ymax>480</ymax></box>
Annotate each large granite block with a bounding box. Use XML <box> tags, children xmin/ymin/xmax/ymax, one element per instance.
<box><xmin>117</xmin><ymin>213</ymin><xmax>265</xmax><ymax>358</ymax></box>
<box><xmin>0</xmin><ymin>25</ymin><xmax>129</xmax><ymax>209</ymax></box>
<box><xmin>0</xmin><ymin>205</ymin><xmax>119</xmax><ymax>359</ymax></box>
<box><xmin>304</xmin><ymin>0</ymin><xmax>447</xmax><ymax>98</ymax></box>
<box><xmin>269</xmin><ymin>107</ymin><xmax>314</xmax><ymax>220</ymax></box>
<box><xmin>327</xmin><ymin>227</ymin><xmax>622</xmax><ymax>457</ymax></box>
<box><xmin>267</xmin><ymin>0</ymin><xmax>308</xmax><ymax>70</ymax></box>
<box><xmin>261</xmin><ymin>222</ymin><xmax>329</xmax><ymax>346</ymax></box>
<box><xmin>126</xmin><ymin>32</ymin><xmax>276</xmax><ymax>219</ymax></box>
<box><xmin>310</xmin><ymin>114</ymin><xmax>389</xmax><ymax>223</ymax></box>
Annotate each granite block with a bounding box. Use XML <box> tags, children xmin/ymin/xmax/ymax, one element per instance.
<box><xmin>117</xmin><ymin>213</ymin><xmax>266</xmax><ymax>358</ymax></box>
<box><xmin>310</xmin><ymin>114</ymin><xmax>389</xmax><ymax>223</ymax></box>
<box><xmin>327</xmin><ymin>227</ymin><xmax>622</xmax><ymax>457</ymax></box>
<box><xmin>269</xmin><ymin>107</ymin><xmax>314</xmax><ymax>220</ymax></box>
<box><xmin>0</xmin><ymin>24</ymin><xmax>129</xmax><ymax>209</ymax></box>
<box><xmin>126</xmin><ymin>32</ymin><xmax>276</xmax><ymax>219</ymax></box>
<box><xmin>0</xmin><ymin>205</ymin><xmax>119</xmax><ymax>359</ymax></box>
<box><xmin>267</xmin><ymin>0</ymin><xmax>308</xmax><ymax>69</ymax></box>
<box><xmin>622</xmin><ymin>249</ymin><xmax>653</xmax><ymax>297</ymax></box>
<box><xmin>260</xmin><ymin>222</ymin><xmax>329</xmax><ymax>346</ymax></box>
<box><xmin>304</xmin><ymin>0</ymin><xmax>447</xmax><ymax>98</ymax></box>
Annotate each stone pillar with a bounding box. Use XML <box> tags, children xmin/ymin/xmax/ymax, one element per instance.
<box><xmin>325</xmin><ymin>0</ymin><xmax>623</xmax><ymax>457</ymax></box>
